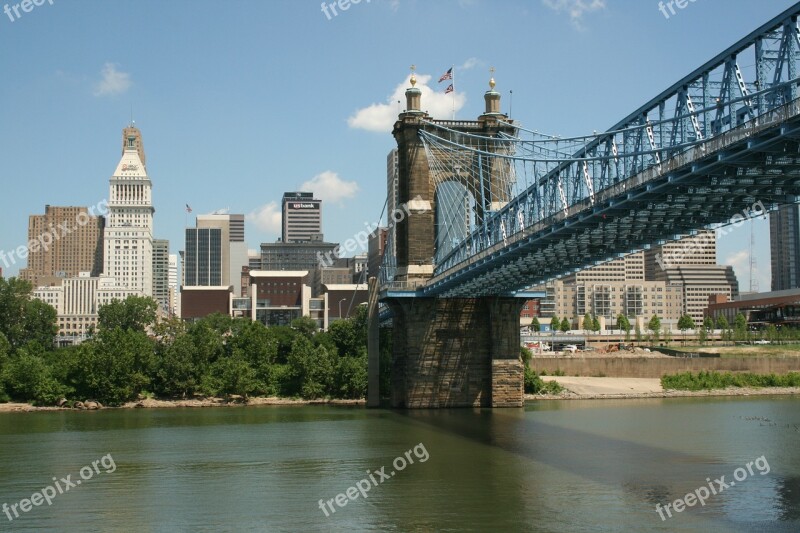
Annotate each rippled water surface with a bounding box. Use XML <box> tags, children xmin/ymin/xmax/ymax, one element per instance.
<box><xmin>1</xmin><ymin>397</ymin><xmax>799</xmax><ymax>532</ymax></box>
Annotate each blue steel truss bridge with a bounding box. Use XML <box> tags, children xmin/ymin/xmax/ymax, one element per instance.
<box><xmin>380</xmin><ymin>3</ymin><xmax>800</xmax><ymax>300</ymax></box>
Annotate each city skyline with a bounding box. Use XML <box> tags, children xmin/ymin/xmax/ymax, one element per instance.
<box><xmin>1</xmin><ymin>0</ymin><xmax>796</xmax><ymax>290</ymax></box>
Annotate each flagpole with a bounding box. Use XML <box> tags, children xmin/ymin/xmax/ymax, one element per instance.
<box><xmin>451</xmin><ymin>64</ymin><xmax>455</xmax><ymax>120</ymax></box>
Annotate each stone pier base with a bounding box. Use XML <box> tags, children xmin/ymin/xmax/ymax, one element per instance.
<box><xmin>386</xmin><ymin>297</ymin><xmax>524</xmax><ymax>408</ymax></box>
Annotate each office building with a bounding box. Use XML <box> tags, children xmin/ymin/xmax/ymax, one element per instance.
<box><xmin>19</xmin><ymin>205</ymin><xmax>105</xmax><ymax>287</ymax></box>
<box><xmin>182</xmin><ymin>214</ymin><xmax>248</xmax><ymax>294</ymax></box>
<box><xmin>282</xmin><ymin>192</ymin><xmax>322</xmax><ymax>243</ymax></box>
<box><xmin>260</xmin><ymin>239</ymin><xmax>338</xmax><ymax>273</ymax></box>
<box><xmin>152</xmin><ymin>239</ymin><xmax>170</xmax><ymax>312</ymax></box>
<box><xmin>102</xmin><ymin>125</ymin><xmax>154</xmax><ymax>296</ymax></box>
<box><xmin>770</xmin><ymin>203</ymin><xmax>800</xmax><ymax>291</ymax></box>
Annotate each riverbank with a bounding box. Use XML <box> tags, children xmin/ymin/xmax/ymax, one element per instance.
<box><xmin>526</xmin><ymin>376</ymin><xmax>800</xmax><ymax>400</ymax></box>
<box><xmin>0</xmin><ymin>397</ymin><xmax>366</xmax><ymax>412</ymax></box>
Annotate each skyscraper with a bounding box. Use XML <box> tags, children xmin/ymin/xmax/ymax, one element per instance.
<box><xmin>282</xmin><ymin>192</ymin><xmax>322</xmax><ymax>243</ymax></box>
<box><xmin>152</xmin><ymin>239</ymin><xmax>170</xmax><ymax>312</ymax></box>
<box><xmin>102</xmin><ymin>125</ymin><xmax>154</xmax><ymax>295</ymax></box>
<box><xmin>182</xmin><ymin>214</ymin><xmax>248</xmax><ymax>292</ymax></box>
<box><xmin>769</xmin><ymin>203</ymin><xmax>800</xmax><ymax>291</ymax></box>
<box><xmin>19</xmin><ymin>205</ymin><xmax>105</xmax><ymax>287</ymax></box>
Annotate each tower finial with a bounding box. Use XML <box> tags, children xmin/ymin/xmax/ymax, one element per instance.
<box><xmin>410</xmin><ymin>64</ymin><xmax>417</xmax><ymax>87</ymax></box>
<box><xmin>489</xmin><ymin>66</ymin><xmax>496</xmax><ymax>90</ymax></box>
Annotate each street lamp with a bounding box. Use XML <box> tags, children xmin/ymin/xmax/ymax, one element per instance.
<box><xmin>338</xmin><ymin>298</ymin><xmax>347</xmax><ymax>319</ymax></box>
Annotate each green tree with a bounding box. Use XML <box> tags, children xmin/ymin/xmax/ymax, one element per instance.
<box><xmin>97</xmin><ymin>296</ymin><xmax>157</xmax><ymax>333</ymax></box>
<box><xmin>154</xmin><ymin>332</ymin><xmax>201</xmax><ymax>397</ymax></box>
<box><xmin>766</xmin><ymin>324</ymin><xmax>778</xmax><ymax>343</ymax></box>
<box><xmin>648</xmin><ymin>315</ymin><xmax>661</xmax><ymax>344</ymax></box>
<box><xmin>678</xmin><ymin>314</ymin><xmax>695</xmax><ymax>345</ymax></box>
<box><xmin>560</xmin><ymin>317</ymin><xmax>571</xmax><ymax>332</ymax></box>
<box><xmin>617</xmin><ymin>314</ymin><xmax>631</xmax><ymax>341</ymax></box>
<box><xmin>1</xmin><ymin>343</ymin><xmax>69</xmax><ymax>405</ymax></box>
<box><xmin>592</xmin><ymin>316</ymin><xmax>601</xmax><ymax>332</ymax></box>
<box><xmin>334</xmin><ymin>354</ymin><xmax>368</xmax><ymax>399</ymax></box>
<box><xmin>328</xmin><ymin>306</ymin><xmax>367</xmax><ymax>358</ymax></box>
<box><xmin>530</xmin><ymin>317</ymin><xmax>540</xmax><ymax>332</ymax></box>
<box><xmin>0</xmin><ymin>277</ymin><xmax>57</xmax><ymax>350</ymax></box>
<box><xmin>583</xmin><ymin>313</ymin><xmax>593</xmax><ymax>334</ymax></box>
<box><xmin>201</xmin><ymin>354</ymin><xmax>257</xmax><ymax>397</ymax></box>
<box><xmin>286</xmin><ymin>335</ymin><xmax>335</xmax><ymax>399</ymax></box>
<box><xmin>717</xmin><ymin>315</ymin><xmax>730</xmax><ymax>344</ymax></box>
<box><xmin>69</xmin><ymin>328</ymin><xmax>155</xmax><ymax>405</ymax></box>
<box><xmin>549</xmin><ymin>315</ymin><xmax>559</xmax><ymax>333</ymax></box>
<box><xmin>734</xmin><ymin>312</ymin><xmax>748</xmax><ymax>342</ymax></box>
<box><xmin>291</xmin><ymin>316</ymin><xmax>318</xmax><ymax>338</ymax></box>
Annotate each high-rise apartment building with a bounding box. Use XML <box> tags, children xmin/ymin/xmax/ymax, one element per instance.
<box><xmin>20</xmin><ymin>205</ymin><xmax>105</xmax><ymax>287</ymax></box>
<box><xmin>282</xmin><ymin>192</ymin><xmax>322</xmax><ymax>243</ymax></box>
<box><xmin>770</xmin><ymin>203</ymin><xmax>800</xmax><ymax>291</ymax></box>
<box><xmin>102</xmin><ymin>126</ymin><xmax>154</xmax><ymax>296</ymax></box>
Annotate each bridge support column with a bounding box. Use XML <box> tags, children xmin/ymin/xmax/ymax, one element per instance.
<box><xmin>387</xmin><ymin>297</ymin><xmax>524</xmax><ymax>408</ymax></box>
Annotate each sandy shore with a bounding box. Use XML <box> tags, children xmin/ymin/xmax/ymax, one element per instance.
<box><xmin>0</xmin><ymin>397</ymin><xmax>366</xmax><ymax>412</ymax></box>
<box><xmin>527</xmin><ymin>376</ymin><xmax>800</xmax><ymax>401</ymax></box>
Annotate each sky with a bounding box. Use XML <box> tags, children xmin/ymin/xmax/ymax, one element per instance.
<box><xmin>0</xmin><ymin>0</ymin><xmax>797</xmax><ymax>291</ymax></box>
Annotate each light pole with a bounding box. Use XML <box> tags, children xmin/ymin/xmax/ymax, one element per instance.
<box><xmin>338</xmin><ymin>298</ymin><xmax>347</xmax><ymax>319</ymax></box>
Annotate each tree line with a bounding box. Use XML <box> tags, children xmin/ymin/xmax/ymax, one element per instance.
<box><xmin>0</xmin><ymin>277</ymin><xmax>378</xmax><ymax>406</ymax></box>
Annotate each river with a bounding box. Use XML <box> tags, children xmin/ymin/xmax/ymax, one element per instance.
<box><xmin>0</xmin><ymin>396</ymin><xmax>799</xmax><ymax>532</ymax></box>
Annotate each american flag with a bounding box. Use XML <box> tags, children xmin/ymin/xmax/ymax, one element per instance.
<box><xmin>444</xmin><ymin>84</ymin><xmax>454</xmax><ymax>94</ymax></box>
<box><xmin>438</xmin><ymin>67</ymin><xmax>453</xmax><ymax>83</ymax></box>
<box><xmin>185</xmin><ymin>204</ymin><xmax>192</xmax><ymax>213</ymax></box>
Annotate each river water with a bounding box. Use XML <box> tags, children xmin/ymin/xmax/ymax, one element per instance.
<box><xmin>0</xmin><ymin>396</ymin><xmax>799</xmax><ymax>532</ymax></box>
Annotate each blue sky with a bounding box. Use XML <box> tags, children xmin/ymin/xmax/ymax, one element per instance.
<box><xmin>0</xmin><ymin>0</ymin><xmax>797</xmax><ymax>290</ymax></box>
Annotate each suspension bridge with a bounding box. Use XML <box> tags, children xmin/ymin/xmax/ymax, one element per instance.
<box><xmin>369</xmin><ymin>3</ymin><xmax>800</xmax><ymax>409</ymax></box>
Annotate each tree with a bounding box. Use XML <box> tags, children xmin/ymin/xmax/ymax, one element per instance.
<box><xmin>635</xmin><ymin>322</ymin><xmax>643</xmax><ymax>343</ymax></box>
<box><xmin>648</xmin><ymin>315</ymin><xmax>661</xmax><ymax>344</ymax></box>
<box><xmin>291</xmin><ymin>316</ymin><xmax>318</xmax><ymax>338</ymax></box>
<box><xmin>734</xmin><ymin>312</ymin><xmax>748</xmax><ymax>342</ymax></box>
<box><xmin>766</xmin><ymin>324</ymin><xmax>778</xmax><ymax>343</ymax></box>
<box><xmin>201</xmin><ymin>354</ymin><xmax>257</xmax><ymax>397</ymax></box>
<box><xmin>0</xmin><ymin>277</ymin><xmax>57</xmax><ymax>350</ymax></box>
<box><xmin>560</xmin><ymin>317</ymin><xmax>571</xmax><ymax>332</ymax></box>
<box><xmin>583</xmin><ymin>313</ymin><xmax>593</xmax><ymax>334</ymax></box>
<box><xmin>617</xmin><ymin>314</ymin><xmax>631</xmax><ymax>341</ymax></box>
<box><xmin>530</xmin><ymin>317</ymin><xmax>540</xmax><ymax>332</ymax></box>
<box><xmin>286</xmin><ymin>335</ymin><xmax>335</xmax><ymax>399</ymax></box>
<box><xmin>592</xmin><ymin>316</ymin><xmax>601</xmax><ymax>333</ymax></box>
<box><xmin>69</xmin><ymin>328</ymin><xmax>155</xmax><ymax>405</ymax></box>
<box><xmin>1</xmin><ymin>343</ymin><xmax>69</xmax><ymax>405</ymax></box>
<box><xmin>97</xmin><ymin>296</ymin><xmax>157</xmax><ymax>333</ymax></box>
<box><xmin>549</xmin><ymin>315</ymin><xmax>560</xmax><ymax>333</ymax></box>
<box><xmin>717</xmin><ymin>315</ymin><xmax>730</xmax><ymax>344</ymax></box>
<box><xmin>678</xmin><ymin>314</ymin><xmax>695</xmax><ymax>345</ymax></box>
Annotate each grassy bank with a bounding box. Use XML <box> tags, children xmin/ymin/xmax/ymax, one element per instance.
<box><xmin>661</xmin><ymin>371</ymin><xmax>800</xmax><ymax>391</ymax></box>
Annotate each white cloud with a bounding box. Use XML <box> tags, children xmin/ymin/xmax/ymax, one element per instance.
<box><xmin>300</xmin><ymin>171</ymin><xmax>359</xmax><ymax>205</ymax></box>
<box><xmin>724</xmin><ymin>248</ymin><xmax>769</xmax><ymax>293</ymax></box>
<box><xmin>459</xmin><ymin>57</ymin><xmax>482</xmax><ymax>71</ymax></box>
<box><xmin>542</xmin><ymin>0</ymin><xmax>606</xmax><ymax>30</ymax></box>
<box><xmin>348</xmin><ymin>73</ymin><xmax>467</xmax><ymax>133</ymax></box>
<box><xmin>93</xmin><ymin>63</ymin><xmax>132</xmax><ymax>96</ymax></box>
<box><xmin>247</xmin><ymin>202</ymin><xmax>282</xmax><ymax>235</ymax></box>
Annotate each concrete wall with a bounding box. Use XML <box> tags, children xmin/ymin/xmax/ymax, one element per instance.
<box><xmin>530</xmin><ymin>357</ymin><xmax>800</xmax><ymax>378</ymax></box>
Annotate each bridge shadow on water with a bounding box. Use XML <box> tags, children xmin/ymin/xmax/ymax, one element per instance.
<box><xmin>391</xmin><ymin>405</ymin><xmax>800</xmax><ymax>532</ymax></box>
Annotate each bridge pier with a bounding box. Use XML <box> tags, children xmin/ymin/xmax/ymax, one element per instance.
<box><xmin>386</xmin><ymin>296</ymin><xmax>524</xmax><ymax>408</ymax></box>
